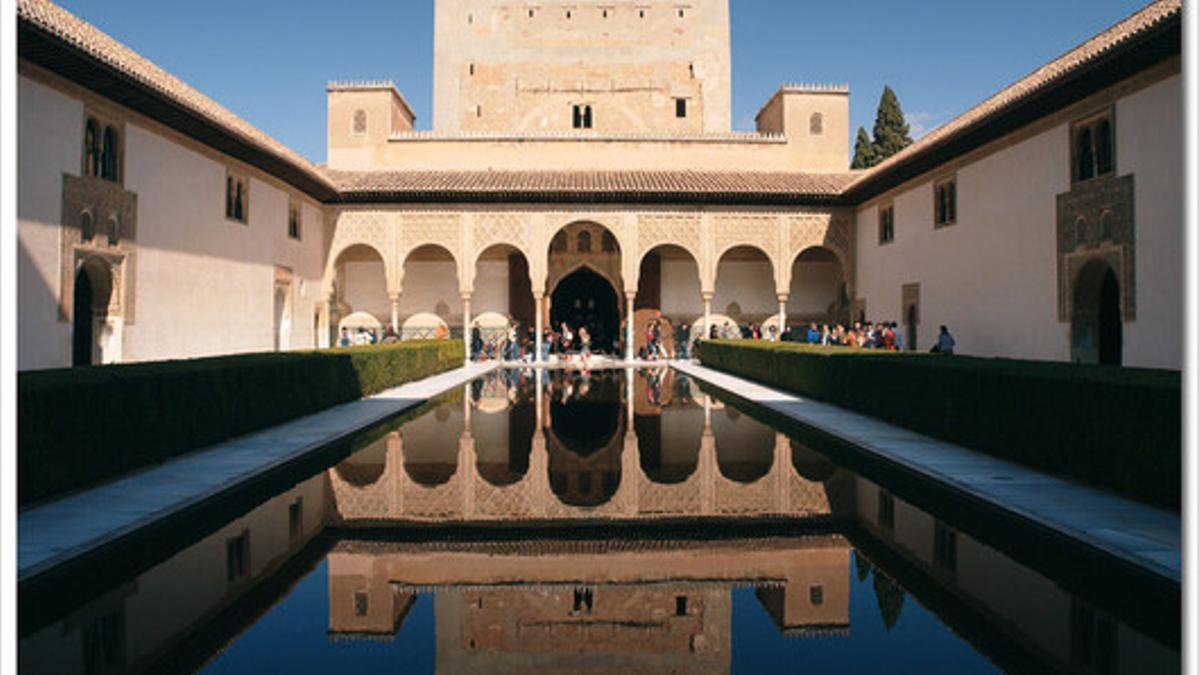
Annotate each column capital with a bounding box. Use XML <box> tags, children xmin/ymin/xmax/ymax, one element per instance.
<box><xmin>701</xmin><ymin>291</ymin><xmax>715</xmax><ymax>302</ymax></box>
<box><xmin>776</xmin><ymin>293</ymin><xmax>789</xmax><ymax>303</ymax></box>
<box><xmin>460</xmin><ymin>291</ymin><xmax>472</xmax><ymax>302</ymax></box>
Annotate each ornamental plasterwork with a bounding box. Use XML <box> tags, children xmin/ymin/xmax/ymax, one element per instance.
<box><xmin>398</xmin><ymin>212</ymin><xmax>462</xmax><ymax>264</ymax></box>
<box><xmin>472</xmin><ymin>212</ymin><xmax>533</xmax><ymax>258</ymax></box>
<box><xmin>1055</xmin><ymin>174</ymin><xmax>1135</xmax><ymax>321</ymax></box>
<box><xmin>331</xmin><ymin>210</ymin><xmax>394</xmax><ymax>262</ymax></box>
<box><xmin>637</xmin><ymin>214</ymin><xmax>702</xmax><ymax>259</ymax></box>
<box><xmin>712</xmin><ymin>214</ymin><xmax>778</xmax><ymax>263</ymax></box>
<box><xmin>59</xmin><ymin>174</ymin><xmax>138</xmax><ymax>324</ymax></box>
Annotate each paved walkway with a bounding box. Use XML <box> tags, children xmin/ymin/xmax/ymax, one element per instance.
<box><xmin>18</xmin><ymin>361</ymin><xmax>498</xmax><ymax>583</ymax></box>
<box><xmin>673</xmin><ymin>361</ymin><xmax>1181</xmax><ymax>584</ymax></box>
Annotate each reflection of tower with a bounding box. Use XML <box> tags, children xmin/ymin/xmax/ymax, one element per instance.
<box><xmin>754</xmin><ymin>546</ymin><xmax>851</xmax><ymax>637</ymax></box>
<box><xmin>327</xmin><ymin>553</ymin><xmax>417</xmax><ymax>639</ymax></box>
<box><xmin>436</xmin><ymin>585</ymin><xmax>730</xmax><ymax>674</ymax></box>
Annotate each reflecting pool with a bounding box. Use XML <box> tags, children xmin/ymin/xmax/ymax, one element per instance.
<box><xmin>18</xmin><ymin>368</ymin><xmax>1179</xmax><ymax>674</ymax></box>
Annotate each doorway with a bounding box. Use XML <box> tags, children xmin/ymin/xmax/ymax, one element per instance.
<box><xmin>550</xmin><ymin>267</ymin><xmax>620</xmax><ymax>353</ymax></box>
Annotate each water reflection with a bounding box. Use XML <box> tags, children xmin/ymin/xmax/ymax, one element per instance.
<box><xmin>328</xmin><ymin>368</ymin><xmax>840</xmax><ymax>522</ymax></box>
<box><xmin>17</xmin><ymin>369</ymin><xmax>1180</xmax><ymax>675</ymax></box>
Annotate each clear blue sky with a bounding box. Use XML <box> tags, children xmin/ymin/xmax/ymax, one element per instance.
<box><xmin>56</xmin><ymin>0</ymin><xmax>1150</xmax><ymax>164</ymax></box>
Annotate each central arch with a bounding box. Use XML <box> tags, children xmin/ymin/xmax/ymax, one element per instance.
<box><xmin>550</xmin><ymin>267</ymin><xmax>621</xmax><ymax>353</ymax></box>
<box><xmin>546</xmin><ymin>221</ymin><xmax>624</xmax><ymax>355</ymax></box>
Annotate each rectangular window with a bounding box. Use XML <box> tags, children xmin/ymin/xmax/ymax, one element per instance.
<box><xmin>226</xmin><ymin>530</ymin><xmax>250</xmax><ymax>583</ymax></box>
<box><xmin>1071</xmin><ymin>599</ymin><xmax>1118</xmax><ymax>673</ymax></box>
<box><xmin>877</xmin><ymin>490</ymin><xmax>895</xmax><ymax>531</ymax></box>
<box><xmin>675</xmin><ymin>98</ymin><xmax>688</xmax><ymax>118</ymax></box>
<box><xmin>82</xmin><ymin>607</ymin><xmax>126</xmax><ymax>674</ymax></box>
<box><xmin>675</xmin><ymin>596</ymin><xmax>688</xmax><ymax>616</ymax></box>
<box><xmin>878</xmin><ymin>204</ymin><xmax>895</xmax><ymax>244</ymax></box>
<box><xmin>225</xmin><ymin>172</ymin><xmax>249</xmax><ymax>224</ymax></box>
<box><xmin>1071</xmin><ymin>111</ymin><xmax>1115</xmax><ymax>183</ymax></box>
<box><xmin>934</xmin><ymin>177</ymin><xmax>956</xmax><ymax>227</ymax></box>
<box><xmin>288</xmin><ymin>497</ymin><xmax>303</xmax><ymax>539</ymax></box>
<box><xmin>572</xmin><ymin>104</ymin><xmax>593</xmax><ymax>129</ymax></box>
<box><xmin>354</xmin><ymin>590</ymin><xmax>370</xmax><ymax>617</ymax></box>
<box><xmin>809</xmin><ymin>585</ymin><xmax>824</xmax><ymax>606</ymax></box>
<box><xmin>287</xmin><ymin>201</ymin><xmax>301</xmax><ymax>240</ymax></box>
<box><xmin>934</xmin><ymin>521</ymin><xmax>957</xmax><ymax>573</ymax></box>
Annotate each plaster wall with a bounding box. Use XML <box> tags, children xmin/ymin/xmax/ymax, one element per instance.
<box><xmin>433</xmin><ymin>0</ymin><xmax>730</xmax><ymax>133</ymax></box>
<box><xmin>712</xmin><ymin>260</ymin><xmax>777</xmax><ymax>320</ymax></box>
<box><xmin>397</xmin><ymin>259</ymin><xmax>462</xmax><ymax>322</ymax></box>
<box><xmin>854</xmin><ymin>73</ymin><xmax>1182</xmax><ymax>368</ymax></box>
<box><xmin>17</xmin><ymin>75</ymin><xmax>79</xmax><ymax>369</ymax></box>
<box><xmin>660</xmin><ymin>258</ymin><xmax>703</xmax><ymax>318</ymax></box>
<box><xmin>787</xmin><ymin>260</ymin><xmax>840</xmax><ymax>316</ymax></box>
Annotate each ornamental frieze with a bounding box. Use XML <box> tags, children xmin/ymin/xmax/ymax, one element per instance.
<box><xmin>1055</xmin><ymin>174</ymin><xmax>1135</xmax><ymax>321</ymax></box>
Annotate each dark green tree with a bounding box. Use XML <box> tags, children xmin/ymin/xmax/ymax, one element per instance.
<box><xmin>873</xmin><ymin>570</ymin><xmax>907</xmax><ymax>630</ymax></box>
<box><xmin>851</xmin><ymin>126</ymin><xmax>878</xmax><ymax>169</ymax></box>
<box><xmin>871</xmin><ymin>85</ymin><xmax>913</xmax><ymax>161</ymax></box>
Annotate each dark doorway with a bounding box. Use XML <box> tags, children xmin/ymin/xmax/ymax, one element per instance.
<box><xmin>551</xmin><ymin>267</ymin><xmax>620</xmax><ymax>353</ymax></box>
<box><xmin>1098</xmin><ymin>268</ymin><xmax>1122</xmax><ymax>366</ymax></box>
<box><xmin>1071</xmin><ymin>259</ymin><xmax>1123</xmax><ymax>366</ymax></box>
<box><xmin>72</xmin><ymin>271</ymin><xmax>94</xmax><ymax>367</ymax></box>
<box><xmin>905</xmin><ymin>304</ymin><xmax>918</xmax><ymax>352</ymax></box>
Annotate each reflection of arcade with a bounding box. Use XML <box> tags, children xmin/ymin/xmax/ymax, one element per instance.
<box><xmin>328</xmin><ymin>369</ymin><xmax>853</xmax><ymax>523</ymax></box>
<box><xmin>326</xmin><ymin>536</ymin><xmax>851</xmax><ymax>673</ymax></box>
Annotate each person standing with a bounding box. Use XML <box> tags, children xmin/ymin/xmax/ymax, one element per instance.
<box><xmin>934</xmin><ymin>325</ymin><xmax>956</xmax><ymax>354</ymax></box>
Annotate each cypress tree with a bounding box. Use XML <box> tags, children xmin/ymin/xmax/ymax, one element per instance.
<box><xmin>871</xmin><ymin>85</ymin><xmax>913</xmax><ymax>161</ymax></box>
<box><xmin>851</xmin><ymin>126</ymin><xmax>878</xmax><ymax>169</ymax></box>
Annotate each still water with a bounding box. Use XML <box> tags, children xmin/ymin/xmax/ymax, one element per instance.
<box><xmin>18</xmin><ymin>368</ymin><xmax>1179</xmax><ymax>674</ymax></box>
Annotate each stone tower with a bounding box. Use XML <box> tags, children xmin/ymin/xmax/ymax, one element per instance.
<box><xmin>433</xmin><ymin>0</ymin><xmax>732</xmax><ymax>134</ymax></box>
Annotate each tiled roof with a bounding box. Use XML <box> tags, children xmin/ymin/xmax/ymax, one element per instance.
<box><xmin>846</xmin><ymin>0</ymin><xmax>1181</xmax><ymax>196</ymax></box>
<box><xmin>326</xmin><ymin>169</ymin><xmax>859</xmax><ymax>203</ymax></box>
<box><xmin>17</xmin><ymin>0</ymin><xmax>336</xmax><ymax>197</ymax></box>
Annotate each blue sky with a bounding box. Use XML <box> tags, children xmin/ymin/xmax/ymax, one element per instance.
<box><xmin>55</xmin><ymin>0</ymin><xmax>1150</xmax><ymax>164</ymax></box>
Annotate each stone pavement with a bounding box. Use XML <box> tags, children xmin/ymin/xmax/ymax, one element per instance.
<box><xmin>18</xmin><ymin>361</ymin><xmax>498</xmax><ymax>583</ymax></box>
<box><xmin>673</xmin><ymin>361</ymin><xmax>1181</xmax><ymax>584</ymax></box>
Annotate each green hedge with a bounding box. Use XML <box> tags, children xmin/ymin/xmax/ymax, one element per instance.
<box><xmin>19</xmin><ymin>340</ymin><xmax>463</xmax><ymax>507</ymax></box>
<box><xmin>698</xmin><ymin>340</ymin><xmax>1181</xmax><ymax>509</ymax></box>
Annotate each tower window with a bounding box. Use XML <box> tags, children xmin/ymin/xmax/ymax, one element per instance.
<box><xmin>469</xmin><ymin>63</ymin><xmax>475</xmax><ymax>76</ymax></box>
<box><xmin>639</xmin><ymin>9</ymin><xmax>645</xmax><ymax>18</ymax></box>
<box><xmin>675</xmin><ymin>596</ymin><xmax>688</xmax><ymax>616</ymax></box>
<box><xmin>572</xmin><ymin>104</ymin><xmax>593</xmax><ymax>129</ymax></box>
<box><xmin>810</xmin><ymin>112</ymin><xmax>824</xmax><ymax>135</ymax></box>
<box><xmin>566</xmin><ymin>9</ymin><xmax>572</xmax><ymax>19</ymax></box>
<box><xmin>352</xmin><ymin>110</ymin><xmax>367</xmax><ymax>135</ymax></box>
<box><xmin>675</xmin><ymin>98</ymin><xmax>687</xmax><ymax>118</ymax></box>
<box><xmin>678</xmin><ymin>8</ymin><xmax>685</xmax><ymax>18</ymax></box>
<box><xmin>476</xmin><ymin>105</ymin><xmax>483</xmax><ymax>118</ymax></box>
<box><xmin>810</xmin><ymin>585</ymin><xmax>824</xmax><ymax>606</ymax></box>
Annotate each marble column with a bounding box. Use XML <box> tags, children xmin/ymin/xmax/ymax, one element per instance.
<box><xmin>702</xmin><ymin>292</ymin><xmax>714</xmax><ymax>341</ymax></box>
<box><xmin>777</xmin><ymin>293</ymin><xmax>789</xmax><ymax>341</ymax></box>
<box><xmin>534</xmin><ymin>292</ymin><xmax>544</xmax><ymax>363</ymax></box>
<box><xmin>389</xmin><ymin>292</ymin><xmax>400</xmax><ymax>332</ymax></box>
<box><xmin>461</xmin><ymin>293</ymin><xmax>472</xmax><ymax>362</ymax></box>
<box><xmin>625</xmin><ymin>292</ymin><xmax>636</xmax><ymax>362</ymax></box>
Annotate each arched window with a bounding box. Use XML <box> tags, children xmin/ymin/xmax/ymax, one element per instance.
<box><xmin>107</xmin><ymin>215</ymin><xmax>121</xmax><ymax>246</ymax></box>
<box><xmin>80</xmin><ymin>211</ymin><xmax>94</xmax><ymax>242</ymax></box>
<box><xmin>601</xmin><ymin>231</ymin><xmax>617</xmax><ymax>253</ymax></box>
<box><xmin>225</xmin><ymin>176</ymin><xmax>234</xmax><ymax>219</ymax></box>
<box><xmin>1076</xmin><ymin>127</ymin><xmax>1095</xmax><ymax>182</ymax></box>
<box><xmin>84</xmin><ymin>118</ymin><xmax>100</xmax><ymax>177</ymax></box>
<box><xmin>352</xmin><ymin>110</ymin><xmax>367</xmax><ymax>135</ymax></box>
<box><xmin>583</xmin><ymin>105</ymin><xmax>593</xmax><ymax>129</ymax></box>
<box><xmin>1095</xmin><ymin>118</ymin><xmax>1113</xmax><ymax>176</ymax></box>
<box><xmin>101</xmin><ymin>126</ymin><xmax>119</xmax><ymax>181</ymax></box>
<box><xmin>577</xmin><ymin>230</ymin><xmax>592</xmax><ymax>253</ymax></box>
<box><xmin>810</xmin><ymin>112</ymin><xmax>824</xmax><ymax>135</ymax></box>
<box><xmin>551</xmin><ymin>231</ymin><xmax>567</xmax><ymax>252</ymax></box>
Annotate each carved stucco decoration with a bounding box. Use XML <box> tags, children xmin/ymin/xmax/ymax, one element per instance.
<box><xmin>637</xmin><ymin>214</ymin><xmax>702</xmax><ymax>261</ymax></box>
<box><xmin>59</xmin><ymin>174</ymin><xmax>137</xmax><ymax>323</ymax></box>
<box><xmin>1056</xmin><ymin>174</ymin><xmax>1135</xmax><ymax>322</ymax></box>
<box><xmin>328</xmin><ymin>210</ymin><xmax>396</xmax><ymax>292</ymax></box>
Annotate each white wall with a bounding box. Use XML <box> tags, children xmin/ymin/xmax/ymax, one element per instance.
<box><xmin>342</xmin><ymin>259</ymin><xmax>389</xmax><ymax>320</ymax></box>
<box><xmin>660</xmin><ymin>259</ymin><xmax>703</xmax><ymax>318</ymax></box>
<box><xmin>398</xmin><ymin>259</ymin><xmax>461</xmax><ymax>321</ymax></box>
<box><xmin>712</xmin><ymin>259</ymin><xmax>776</xmax><ymax>319</ymax></box>
<box><xmin>1116</xmin><ymin>76</ymin><xmax>1183</xmax><ymax>369</ymax></box>
<box><xmin>853</xmin><ymin>73</ymin><xmax>1181</xmax><ymax>368</ymax></box>
<box><xmin>17</xmin><ymin>76</ymin><xmax>81</xmax><ymax>369</ymax></box>
<box><xmin>17</xmin><ymin>72</ymin><xmax>330</xmax><ymax>369</ymax></box>
<box><xmin>472</xmin><ymin>259</ymin><xmax>512</xmax><ymax>315</ymax></box>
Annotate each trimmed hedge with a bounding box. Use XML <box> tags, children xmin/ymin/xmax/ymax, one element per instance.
<box><xmin>698</xmin><ymin>340</ymin><xmax>1181</xmax><ymax>509</ymax></box>
<box><xmin>19</xmin><ymin>340</ymin><xmax>463</xmax><ymax>507</ymax></box>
